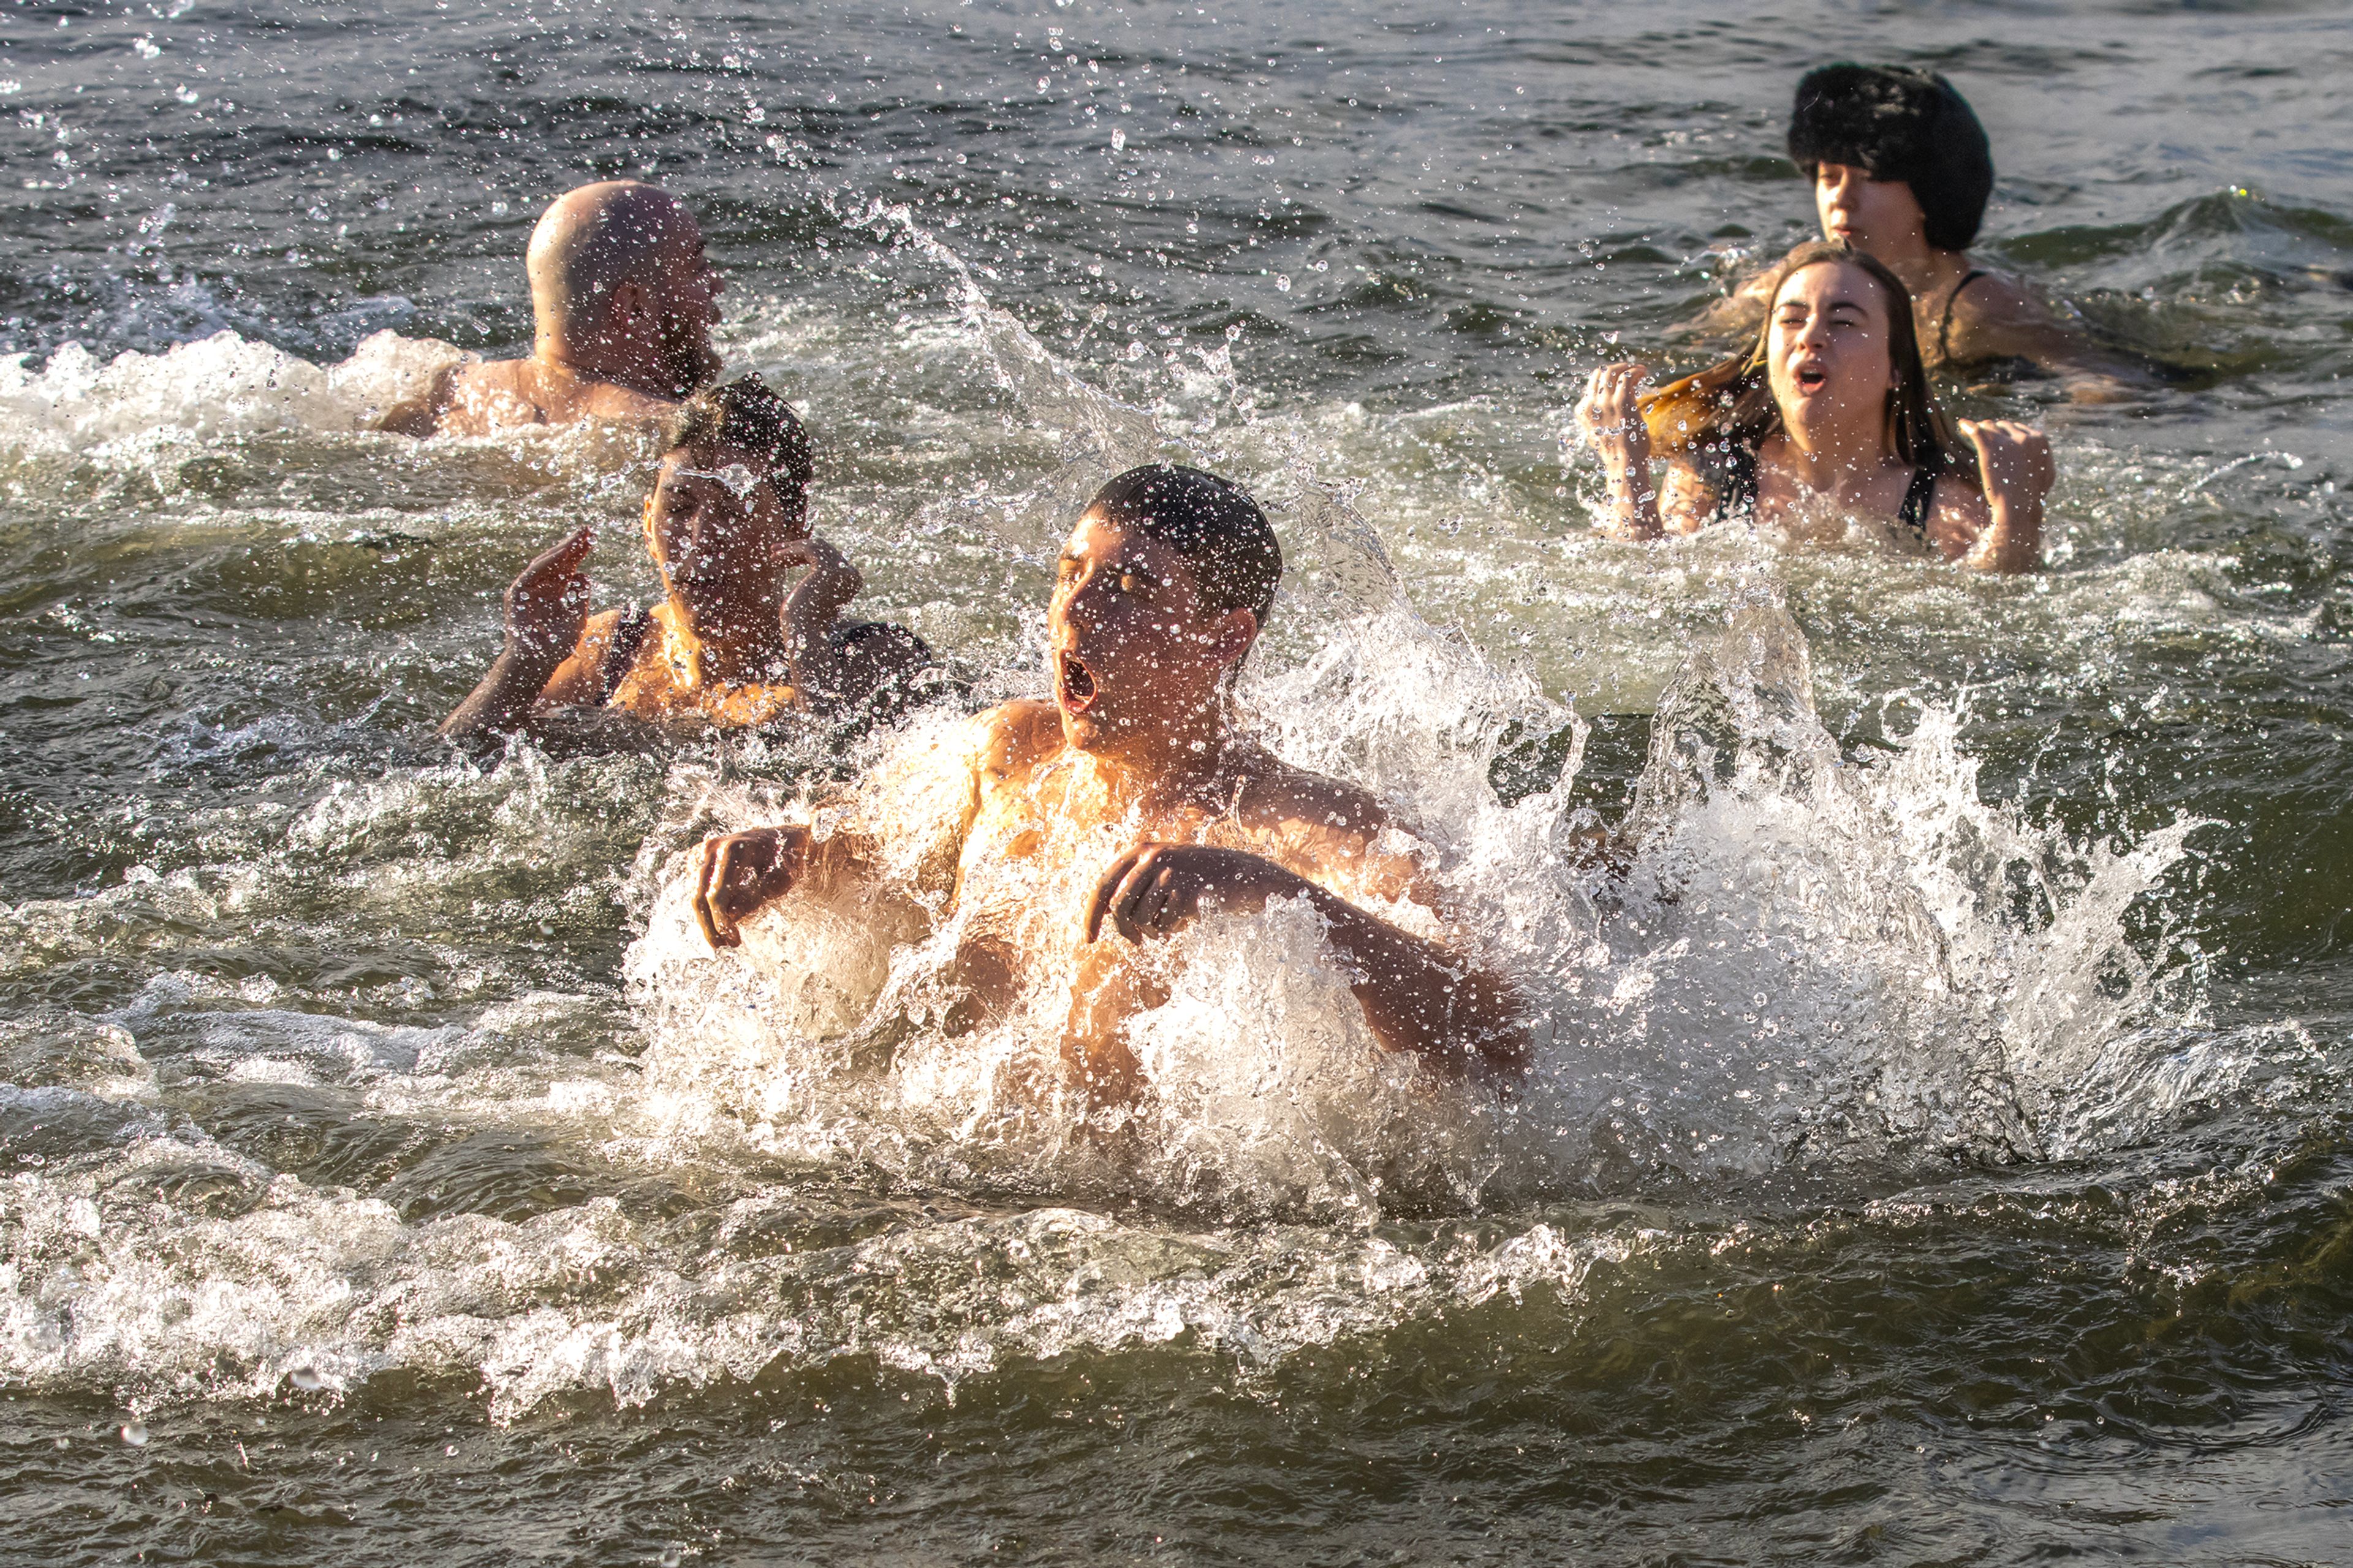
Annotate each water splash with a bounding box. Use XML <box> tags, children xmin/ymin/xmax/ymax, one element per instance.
<box><xmin>0</xmin><ymin>193</ymin><xmax>2254</xmax><ymax>1428</ymax></box>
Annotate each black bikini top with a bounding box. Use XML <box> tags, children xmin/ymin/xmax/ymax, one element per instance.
<box><xmin>596</xmin><ymin>605</ymin><xmax>655</xmax><ymax>702</ymax></box>
<box><xmin>1937</xmin><ymin>268</ymin><xmax>1990</xmax><ymax>363</ymax></box>
<box><xmin>1711</xmin><ymin>444</ymin><xmax>1941</xmax><ymax>538</ymax></box>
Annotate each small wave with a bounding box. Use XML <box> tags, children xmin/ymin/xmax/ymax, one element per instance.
<box><xmin>0</xmin><ymin>328</ymin><xmax>466</xmax><ymax>451</ymax></box>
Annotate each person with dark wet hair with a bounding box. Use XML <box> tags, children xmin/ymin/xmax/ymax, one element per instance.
<box><xmin>1082</xmin><ymin>463</ymin><xmax>1284</xmax><ymax>624</ymax></box>
<box><xmin>1710</xmin><ymin>64</ymin><xmax>2150</xmax><ymax>400</ymax></box>
<box><xmin>439</xmin><ymin>376</ymin><xmax>931</xmax><ymax>740</ymax></box>
<box><xmin>382</xmin><ymin>180</ymin><xmax>726</xmax><ymax>436</ymax></box>
<box><xmin>1586</xmin><ymin>243</ymin><xmax>2053</xmax><ymax>572</ymax></box>
<box><xmin>688</xmin><ymin>463</ymin><xmax>1529</xmax><ymax>1105</ymax></box>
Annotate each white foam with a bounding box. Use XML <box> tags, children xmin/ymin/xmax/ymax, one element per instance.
<box><xmin>0</xmin><ymin>328</ymin><xmax>470</xmax><ymax>452</ymax></box>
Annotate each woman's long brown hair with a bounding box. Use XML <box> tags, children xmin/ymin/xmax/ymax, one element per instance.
<box><xmin>1640</xmin><ymin>241</ymin><xmax>1969</xmax><ymax>485</ymax></box>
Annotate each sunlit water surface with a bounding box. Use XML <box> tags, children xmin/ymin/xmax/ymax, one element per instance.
<box><xmin>4</xmin><ymin>2</ymin><xmax>2352</xmax><ymax>1562</ymax></box>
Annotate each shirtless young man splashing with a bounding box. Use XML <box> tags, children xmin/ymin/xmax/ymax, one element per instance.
<box><xmin>691</xmin><ymin>464</ymin><xmax>1528</xmax><ymax>1103</ymax></box>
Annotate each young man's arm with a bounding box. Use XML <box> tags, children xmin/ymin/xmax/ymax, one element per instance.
<box><xmin>691</xmin><ymin>823</ymin><xmax>882</xmax><ymax>947</ymax></box>
<box><xmin>779</xmin><ymin>535</ymin><xmax>865</xmax><ymax>710</ymax></box>
<box><xmin>691</xmin><ymin>700</ymin><xmax>1021</xmax><ymax>947</ymax></box>
<box><xmin>1081</xmin><ymin>841</ymin><xmax>1529</xmax><ymax>1077</ymax></box>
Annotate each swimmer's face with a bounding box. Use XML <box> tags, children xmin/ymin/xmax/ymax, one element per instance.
<box><xmin>644</xmin><ymin>441</ymin><xmax>804</xmax><ymax>629</ymax></box>
<box><xmin>1050</xmin><ymin>512</ymin><xmax>1258</xmax><ymax>755</ymax></box>
<box><xmin>1766</xmin><ymin>260</ymin><xmax>1898</xmax><ymax>426</ymax></box>
<box><xmin>1813</xmin><ymin>162</ymin><xmax>1931</xmax><ymax>257</ymax></box>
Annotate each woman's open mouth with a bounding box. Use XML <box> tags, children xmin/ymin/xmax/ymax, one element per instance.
<box><xmin>1793</xmin><ymin>361</ymin><xmax>1830</xmax><ymax>394</ymax></box>
<box><xmin>1058</xmin><ymin>650</ymin><xmax>1099</xmax><ymax>713</ymax></box>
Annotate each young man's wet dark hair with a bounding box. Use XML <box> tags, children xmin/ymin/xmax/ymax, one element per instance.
<box><xmin>1787</xmin><ymin>64</ymin><xmax>1994</xmax><ymax>252</ymax></box>
<box><xmin>1084</xmin><ymin>463</ymin><xmax>1282</xmax><ymax>624</ymax></box>
<box><xmin>667</xmin><ymin>374</ymin><xmax>816</xmax><ymax>512</ymax></box>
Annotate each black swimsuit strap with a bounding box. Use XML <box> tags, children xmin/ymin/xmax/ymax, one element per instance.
<box><xmin>596</xmin><ymin>605</ymin><xmax>654</xmax><ymax>702</ymax></box>
<box><xmin>1898</xmin><ymin>464</ymin><xmax>1940</xmax><ymax>537</ymax></box>
<box><xmin>1938</xmin><ymin>268</ymin><xmax>1990</xmax><ymax>362</ymax></box>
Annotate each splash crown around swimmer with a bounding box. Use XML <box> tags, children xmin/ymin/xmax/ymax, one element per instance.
<box><xmin>690</xmin><ymin>464</ymin><xmax>1534</xmax><ymax>1107</ymax></box>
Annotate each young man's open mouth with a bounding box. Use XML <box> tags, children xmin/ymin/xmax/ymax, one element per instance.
<box><xmin>1057</xmin><ymin>648</ymin><xmax>1099</xmax><ymax>713</ymax></box>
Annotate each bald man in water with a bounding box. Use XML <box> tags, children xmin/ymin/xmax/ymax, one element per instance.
<box><xmin>382</xmin><ymin>181</ymin><xmax>725</xmax><ymax>436</ymax></box>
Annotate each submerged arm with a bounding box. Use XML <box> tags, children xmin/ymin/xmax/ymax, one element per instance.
<box><xmin>1956</xmin><ymin>276</ymin><xmax>2158</xmax><ymax>403</ymax></box>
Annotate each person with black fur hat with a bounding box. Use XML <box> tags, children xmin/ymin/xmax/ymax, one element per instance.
<box><xmin>1708</xmin><ymin>63</ymin><xmax>2148</xmax><ymax>399</ymax></box>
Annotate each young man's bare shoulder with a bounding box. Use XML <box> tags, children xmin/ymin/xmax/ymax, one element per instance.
<box><xmin>449</xmin><ymin>358</ymin><xmax>536</xmax><ymax>398</ymax></box>
<box><xmin>433</xmin><ymin>359</ymin><xmax>547</xmax><ymax>434</ymax></box>
<box><xmin>969</xmin><ymin>698</ymin><xmax>1064</xmax><ymax>778</ymax></box>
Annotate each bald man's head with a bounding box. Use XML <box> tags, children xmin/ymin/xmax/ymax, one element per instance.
<box><xmin>525</xmin><ymin>181</ymin><xmax>724</xmax><ymax>397</ymax></box>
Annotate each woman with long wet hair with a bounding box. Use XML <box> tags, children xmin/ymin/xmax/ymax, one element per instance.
<box><xmin>1578</xmin><ymin>242</ymin><xmax>2054</xmax><ymax>573</ymax></box>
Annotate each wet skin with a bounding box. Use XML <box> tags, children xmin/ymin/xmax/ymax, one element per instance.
<box><xmin>383</xmin><ymin>189</ymin><xmax>726</xmax><ymax>436</ymax></box>
<box><xmin>691</xmin><ymin>509</ymin><xmax>1529</xmax><ymax>1103</ymax></box>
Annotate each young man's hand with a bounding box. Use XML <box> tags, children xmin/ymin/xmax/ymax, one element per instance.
<box><xmin>1083</xmin><ymin>844</ymin><xmax>1310</xmax><ymax>945</ymax></box>
<box><xmin>780</xmin><ymin>535</ymin><xmax>862</xmax><ymax>619</ymax></box>
<box><xmin>694</xmin><ymin>826</ymin><xmax>812</xmax><ymax>949</ymax></box>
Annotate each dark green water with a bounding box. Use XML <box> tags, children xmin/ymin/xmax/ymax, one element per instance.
<box><xmin>4</xmin><ymin>2</ymin><xmax>2351</xmax><ymax>1561</ymax></box>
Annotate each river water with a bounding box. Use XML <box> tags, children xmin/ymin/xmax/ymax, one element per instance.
<box><xmin>4</xmin><ymin>1</ymin><xmax>2351</xmax><ymax>1562</ymax></box>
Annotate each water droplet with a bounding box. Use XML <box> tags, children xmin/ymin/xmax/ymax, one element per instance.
<box><xmin>1110</xmin><ymin>128</ymin><xmax>1126</xmax><ymax>153</ymax></box>
<box><xmin>120</xmin><ymin>1419</ymin><xmax>148</xmax><ymax>1447</ymax></box>
<box><xmin>659</xmin><ymin>1547</ymin><xmax>683</xmax><ymax>1568</ymax></box>
<box><xmin>1275</xmin><ymin>275</ymin><xmax>1292</xmax><ymax>293</ymax></box>
<box><xmin>290</xmin><ymin>1366</ymin><xmax>324</xmax><ymax>1392</ymax></box>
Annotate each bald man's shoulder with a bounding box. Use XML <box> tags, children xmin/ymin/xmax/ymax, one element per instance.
<box><xmin>379</xmin><ymin>356</ymin><xmax>680</xmax><ymax>437</ymax></box>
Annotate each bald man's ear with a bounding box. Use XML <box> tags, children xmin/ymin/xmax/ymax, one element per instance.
<box><xmin>601</xmin><ymin>278</ymin><xmax>651</xmax><ymax>344</ymax></box>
